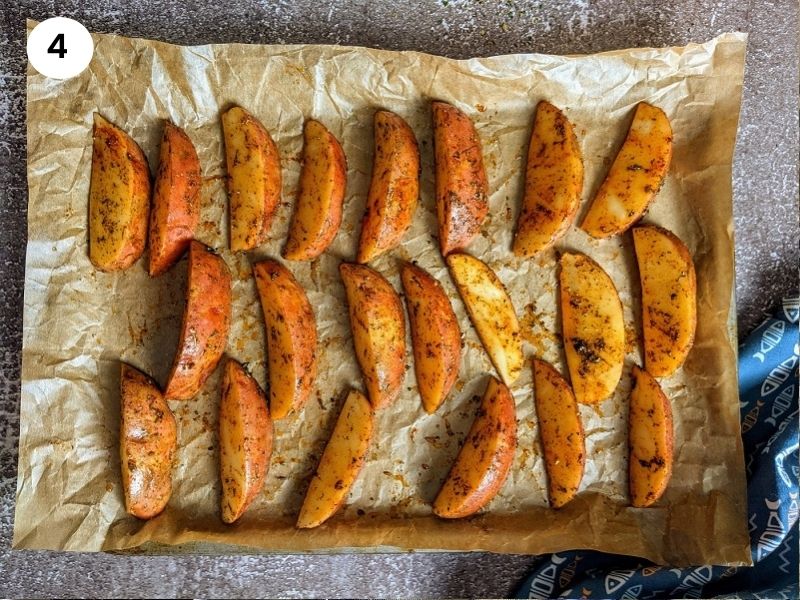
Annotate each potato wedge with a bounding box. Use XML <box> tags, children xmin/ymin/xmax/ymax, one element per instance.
<box><xmin>222</xmin><ymin>106</ymin><xmax>282</xmax><ymax>252</ymax></box>
<box><xmin>433</xmin><ymin>376</ymin><xmax>516</xmax><ymax>518</ymax></box>
<box><xmin>148</xmin><ymin>122</ymin><xmax>201</xmax><ymax>276</ymax></box>
<box><xmin>400</xmin><ymin>262</ymin><xmax>462</xmax><ymax>413</ymax></box>
<box><xmin>581</xmin><ymin>102</ymin><xmax>672</xmax><ymax>238</ymax></box>
<box><xmin>339</xmin><ymin>263</ymin><xmax>406</xmax><ymax>409</ymax></box>
<box><xmin>633</xmin><ymin>225</ymin><xmax>697</xmax><ymax>377</ymax></box>
<box><xmin>89</xmin><ymin>113</ymin><xmax>151</xmax><ymax>271</ymax></box>
<box><xmin>253</xmin><ymin>259</ymin><xmax>318</xmax><ymax>419</ymax></box>
<box><xmin>165</xmin><ymin>241</ymin><xmax>232</xmax><ymax>400</ymax></box>
<box><xmin>219</xmin><ymin>358</ymin><xmax>273</xmax><ymax>523</ymax></box>
<box><xmin>297</xmin><ymin>389</ymin><xmax>374</xmax><ymax>528</ymax></box>
<box><xmin>120</xmin><ymin>362</ymin><xmax>177</xmax><ymax>520</ymax></box>
<box><xmin>629</xmin><ymin>365</ymin><xmax>674</xmax><ymax>507</ymax></box>
<box><xmin>283</xmin><ymin>119</ymin><xmax>347</xmax><ymax>261</ymax></box>
<box><xmin>357</xmin><ymin>110</ymin><xmax>420</xmax><ymax>263</ymax></box>
<box><xmin>513</xmin><ymin>101</ymin><xmax>583</xmax><ymax>257</ymax></box>
<box><xmin>446</xmin><ymin>253</ymin><xmax>522</xmax><ymax>386</ymax></box>
<box><xmin>432</xmin><ymin>101</ymin><xmax>489</xmax><ymax>256</ymax></box>
<box><xmin>533</xmin><ymin>358</ymin><xmax>585</xmax><ymax>508</ymax></box>
<box><xmin>559</xmin><ymin>252</ymin><xmax>625</xmax><ymax>404</ymax></box>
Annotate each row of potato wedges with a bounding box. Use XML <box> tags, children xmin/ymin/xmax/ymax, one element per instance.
<box><xmin>93</xmin><ymin>97</ymin><xmax>694</xmax><ymax>526</ymax></box>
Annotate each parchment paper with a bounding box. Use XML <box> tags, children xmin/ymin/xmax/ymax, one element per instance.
<box><xmin>16</xmin><ymin>21</ymin><xmax>750</xmax><ymax>566</ymax></box>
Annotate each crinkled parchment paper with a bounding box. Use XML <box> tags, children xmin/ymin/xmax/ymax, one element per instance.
<box><xmin>16</xmin><ymin>21</ymin><xmax>750</xmax><ymax>565</ymax></box>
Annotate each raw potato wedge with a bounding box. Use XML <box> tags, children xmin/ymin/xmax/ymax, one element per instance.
<box><xmin>559</xmin><ymin>252</ymin><xmax>625</xmax><ymax>404</ymax></box>
<box><xmin>533</xmin><ymin>359</ymin><xmax>585</xmax><ymax>508</ymax></box>
<box><xmin>633</xmin><ymin>225</ymin><xmax>697</xmax><ymax>377</ymax></box>
<box><xmin>219</xmin><ymin>358</ymin><xmax>273</xmax><ymax>523</ymax></box>
<box><xmin>297</xmin><ymin>389</ymin><xmax>374</xmax><ymax>528</ymax></box>
<box><xmin>629</xmin><ymin>365</ymin><xmax>674</xmax><ymax>507</ymax></box>
<box><xmin>120</xmin><ymin>363</ymin><xmax>177</xmax><ymax>520</ymax></box>
<box><xmin>446</xmin><ymin>253</ymin><xmax>522</xmax><ymax>386</ymax></box>
<box><xmin>433</xmin><ymin>376</ymin><xmax>517</xmax><ymax>518</ymax></box>
<box><xmin>432</xmin><ymin>101</ymin><xmax>489</xmax><ymax>256</ymax></box>
<box><xmin>222</xmin><ymin>106</ymin><xmax>282</xmax><ymax>252</ymax></box>
<box><xmin>400</xmin><ymin>262</ymin><xmax>462</xmax><ymax>413</ymax></box>
<box><xmin>581</xmin><ymin>103</ymin><xmax>673</xmax><ymax>238</ymax></box>
<box><xmin>148</xmin><ymin>122</ymin><xmax>201</xmax><ymax>276</ymax></box>
<box><xmin>89</xmin><ymin>113</ymin><xmax>151</xmax><ymax>271</ymax></box>
<box><xmin>513</xmin><ymin>102</ymin><xmax>584</xmax><ymax>257</ymax></box>
<box><xmin>340</xmin><ymin>263</ymin><xmax>406</xmax><ymax>409</ymax></box>
<box><xmin>357</xmin><ymin>111</ymin><xmax>420</xmax><ymax>263</ymax></box>
<box><xmin>253</xmin><ymin>259</ymin><xmax>318</xmax><ymax>419</ymax></box>
<box><xmin>283</xmin><ymin>119</ymin><xmax>347</xmax><ymax>260</ymax></box>
<box><xmin>165</xmin><ymin>241</ymin><xmax>233</xmax><ymax>400</ymax></box>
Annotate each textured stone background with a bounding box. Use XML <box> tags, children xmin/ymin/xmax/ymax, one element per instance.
<box><xmin>1</xmin><ymin>1</ymin><xmax>797</xmax><ymax>597</ymax></box>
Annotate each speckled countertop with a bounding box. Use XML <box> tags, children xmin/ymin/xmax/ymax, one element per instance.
<box><xmin>1</xmin><ymin>1</ymin><xmax>797</xmax><ymax>597</ymax></box>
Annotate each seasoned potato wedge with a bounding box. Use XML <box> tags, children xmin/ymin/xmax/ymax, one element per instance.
<box><xmin>357</xmin><ymin>111</ymin><xmax>420</xmax><ymax>263</ymax></box>
<box><xmin>340</xmin><ymin>263</ymin><xmax>406</xmax><ymax>409</ymax></box>
<box><xmin>633</xmin><ymin>225</ymin><xmax>697</xmax><ymax>377</ymax></box>
<box><xmin>283</xmin><ymin>119</ymin><xmax>347</xmax><ymax>261</ymax></box>
<box><xmin>120</xmin><ymin>362</ymin><xmax>177</xmax><ymax>520</ymax></box>
<box><xmin>581</xmin><ymin>103</ymin><xmax>673</xmax><ymax>238</ymax></box>
<box><xmin>89</xmin><ymin>113</ymin><xmax>151</xmax><ymax>271</ymax></box>
<box><xmin>297</xmin><ymin>389</ymin><xmax>374</xmax><ymax>528</ymax></box>
<box><xmin>513</xmin><ymin>101</ymin><xmax>583</xmax><ymax>257</ymax></box>
<box><xmin>559</xmin><ymin>252</ymin><xmax>625</xmax><ymax>404</ymax></box>
<box><xmin>222</xmin><ymin>106</ymin><xmax>282</xmax><ymax>252</ymax></box>
<box><xmin>446</xmin><ymin>253</ymin><xmax>522</xmax><ymax>386</ymax></box>
<box><xmin>400</xmin><ymin>262</ymin><xmax>462</xmax><ymax>413</ymax></box>
<box><xmin>533</xmin><ymin>359</ymin><xmax>585</xmax><ymax>508</ymax></box>
<box><xmin>165</xmin><ymin>241</ymin><xmax>232</xmax><ymax>400</ymax></box>
<box><xmin>253</xmin><ymin>259</ymin><xmax>318</xmax><ymax>419</ymax></box>
<box><xmin>433</xmin><ymin>376</ymin><xmax>517</xmax><ymax>518</ymax></box>
<box><xmin>629</xmin><ymin>365</ymin><xmax>674</xmax><ymax>507</ymax></box>
<box><xmin>148</xmin><ymin>122</ymin><xmax>201</xmax><ymax>276</ymax></box>
<box><xmin>432</xmin><ymin>101</ymin><xmax>489</xmax><ymax>256</ymax></box>
<box><xmin>220</xmin><ymin>358</ymin><xmax>273</xmax><ymax>523</ymax></box>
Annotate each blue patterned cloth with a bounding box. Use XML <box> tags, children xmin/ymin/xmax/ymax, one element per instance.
<box><xmin>516</xmin><ymin>296</ymin><xmax>799</xmax><ymax>599</ymax></box>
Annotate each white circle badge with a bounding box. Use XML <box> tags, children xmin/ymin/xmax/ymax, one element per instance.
<box><xmin>27</xmin><ymin>17</ymin><xmax>94</xmax><ymax>80</ymax></box>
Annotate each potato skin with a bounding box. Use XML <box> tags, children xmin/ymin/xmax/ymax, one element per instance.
<box><xmin>432</xmin><ymin>101</ymin><xmax>489</xmax><ymax>256</ymax></box>
<box><xmin>89</xmin><ymin>113</ymin><xmax>151</xmax><ymax>271</ymax></box>
<box><xmin>633</xmin><ymin>225</ymin><xmax>697</xmax><ymax>377</ymax></box>
<box><xmin>581</xmin><ymin>102</ymin><xmax>673</xmax><ymax>238</ymax></box>
<box><xmin>283</xmin><ymin>119</ymin><xmax>347</xmax><ymax>261</ymax></box>
<box><xmin>533</xmin><ymin>359</ymin><xmax>585</xmax><ymax>508</ymax></box>
<box><xmin>148</xmin><ymin>122</ymin><xmax>201</xmax><ymax>276</ymax></box>
<box><xmin>253</xmin><ymin>259</ymin><xmax>318</xmax><ymax>419</ymax></box>
<box><xmin>297</xmin><ymin>389</ymin><xmax>374</xmax><ymax>528</ymax></box>
<box><xmin>433</xmin><ymin>376</ymin><xmax>517</xmax><ymax>518</ymax></box>
<box><xmin>340</xmin><ymin>263</ymin><xmax>406</xmax><ymax>409</ymax></box>
<box><xmin>629</xmin><ymin>365</ymin><xmax>674</xmax><ymax>507</ymax></box>
<box><xmin>120</xmin><ymin>362</ymin><xmax>177</xmax><ymax>520</ymax></box>
<box><xmin>559</xmin><ymin>252</ymin><xmax>625</xmax><ymax>404</ymax></box>
<box><xmin>400</xmin><ymin>262</ymin><xmax>462</xmax><ymax>413</ymax></box>
<box><xmin>220</xmin><ymin>358</ymin><xmax>273</xmax><ymax>523</ymax></box>
<box><xmin>513</xmin><ymin>102</ymin><xmax>583</xmax><ymax>257</ymax></box>
<box><xmin>222</xmin><ymin>106</ymin><xmax>282</xmax><ymax>252</ymax></box>
<box><xmin>165</xmin><ymin>241</ymin><xmax>232</xmax><ymax>400</ymax></box>
<box><xmin>357</xmin><ymin>111</ymin><xmax>420</xmax><ymax>263</ymax></box>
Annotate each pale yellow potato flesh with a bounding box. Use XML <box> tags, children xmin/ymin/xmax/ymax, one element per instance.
<box><xmin>559</xmin><ymin>252</ymin><xmax>625</xmax><ymax>404</ymax></box>
<box><xmin>513</xmin><ymin>101</ymin><xmax>584</xmax><ymax>257</ymax></box>
<box><xmin>533</xmin><ymin>358</ymin><xmax>585</xmax><ymax>508</ymax></box>
<box><xmin>629</xmin><ymin>365</ymin><xmax>674</xmax><ymax>507</ymax></box>
<box><xmin>581</xmin><ymin>102</ymin><xmax>672</xmax><ymax>238</ymax></box>
<box><xmin>633</xmin><ymin>225</ymin><xmax>697</xmax><ymax>377</ymax></box>
<box><xmin>446</xmin><ymin>253</ymin><xmax>522</xmax><ymax>386</ymax></box>
<box><xmin>297</xmin><ymin>390</ymin><xmax>374</xmax><ymax>528</ymax></box>
<box><xmin>222</xmin><ymin>106</ymin><xmax>282</xmax><ymax>252</ymax></box>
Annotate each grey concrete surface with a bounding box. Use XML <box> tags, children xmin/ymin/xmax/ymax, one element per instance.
<box><xmin>1</xmin><ymin>0</ymin><xmax>797</xmax><ymax>597</ymax></box>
